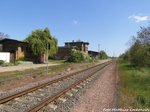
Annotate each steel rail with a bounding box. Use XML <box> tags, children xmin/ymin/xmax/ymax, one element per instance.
<box><xmin>0</xmin><ymin>61</ymin><xmax>110</xmax><ymax>104</ymax></box>
<box><xmin>27</xmin><ymin>62</ymin><xmax>111</xmax><ymax>112</ymax></box>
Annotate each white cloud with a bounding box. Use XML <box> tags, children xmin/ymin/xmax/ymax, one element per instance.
<box><xmin>128</xmin><ymin>15</ymin><xmax>148</xmax><ymax>22</ymax></box>
<box><xmin>73</xmin><ymin>20</ymin><xmax>78</xmax><ymax>25</ymax></box>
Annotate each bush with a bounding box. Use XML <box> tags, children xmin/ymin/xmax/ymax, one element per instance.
<box><xmin>1</xmin><ymin>62</ymin><xmax>14</xmax><ymax>67</ymax></box>
<box><xmin>0</xmin><ymin>60</ymin><xmax>15</xmax><ymax>67</ymax></box>
<box><xmin>0</xmin><ymin>60</ymin><xmax>5</xmax><ymax>65</ymax></box>
<box><xmin>67</xmin><ymin>50</ymin><xmax>91</xmax><ymax>63</ymax></box>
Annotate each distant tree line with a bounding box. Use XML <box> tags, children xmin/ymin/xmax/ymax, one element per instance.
<box><xmin>120</xmin><ymin>26</ymin><xmax>150</xmax><ymax>67</ymax></box>
<box><xmin>99</xmin><ymin>50</ymin><xmax>108</xmax><ymax>59</ymax></box>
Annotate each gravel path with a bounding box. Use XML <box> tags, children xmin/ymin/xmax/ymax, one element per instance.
<box><xmin>70</xmin><ymin>62</ymin><xmax>118</xmax><ymax>112</ymax></box>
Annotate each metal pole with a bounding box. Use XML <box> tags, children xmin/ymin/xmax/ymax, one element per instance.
<box><xmin>46</xmin><ymin>43</ymin><xmax>48</xmax><ymax>75</ymax></box>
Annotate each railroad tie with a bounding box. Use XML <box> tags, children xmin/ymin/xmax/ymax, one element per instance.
<box><xmin>71</xmin><ymin>88</ymin><xmax>78</xmax><ymax>92</ymax></box>
<box><xmin>38</xmin><ymin>89</ymin><xmax>43</xmax><ymax>92</ymax></box>
<box><xmin>76</xmin><ymin>85</ymin><xmax>82</xmax><ymax>89</ymax></box>
<box><xmin>48</xmin><ymin>103</ymin><xmax>57</xmax><ymax>110</ymax></box>
<box><xmin>28</xmin><ymin>92</ymin><xmax>33</xmax><ymax>96</ymax></box>
<box><xmin>53</xmin><ymin>83</ymin><xmax>59</xmax><ymax>86</ymax></box>
<box><xmin>65</xmin><ymin>92</ymin><xmax>73</xmax><ymax>97</ymax></box>
<box><xmin>58</xmin><ymin>97</ymin><xmax>67</xmax><ymax>102</ymax></box>
<box><xmin>81</xmin><ymin>83</ymin><xmax>86</xmax><ymax>86</ymax></box>
<box><xmin>46</xmin><ymin>86</ymin><xmax>50</xmax><ymax>88</ymax></box>
<box><xmin>40</xmin><ymin>93</ymin><xmax>44</xmax><ymax>96</ymax></box>
<box><xmin>14</xmin><ymin>98</ymin><xmax>25</xmax><ymax>103</ymax></box>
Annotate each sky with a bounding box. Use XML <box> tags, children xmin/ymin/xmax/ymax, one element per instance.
<box><xmin>0</xmin><ymin>0</ymin><xmax>150</xmax><ymax>57</ymax></box>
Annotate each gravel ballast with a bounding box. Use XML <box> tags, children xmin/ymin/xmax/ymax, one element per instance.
<box><xmin>70</xmin><ymin>62</ymin><xmax>118</xmax><ymax>112</ymax></box>
<box><xmin>38</xmin><ymin>62</ymin><xmax>114</xmax><ymax>112</ymax></box>
<box><xmin>0</xmin><ymin>62</ymin><xmax>110</xmax><ymax>112</ymax></box>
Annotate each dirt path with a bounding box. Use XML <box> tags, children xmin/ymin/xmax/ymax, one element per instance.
<box><xmin>71</xmin><ymin>62</ymin><xmax>118</xmax><ymax>112</ymax></box>
<box><xmin>0</xmin><ymin>60</ymin><xmax>110</xmax><ymax>73</ymax></box>
<box><xmin>0</xmin><ymin>62</ymin><xmax>59</xmax><ymax>73</ymax></box>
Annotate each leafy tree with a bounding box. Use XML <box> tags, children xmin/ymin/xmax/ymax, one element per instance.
<box><xmin>119</xmin><ymin>51</ymin><xmax>129</xmax><ymax>61</ymax></box>
<box><xmin>122</xmin><ymin>26</ymin><xmax>150</xmax><ymax>67</ymax></box>
<box><xmin>49</xmin><ymin>37</ymin><xmax>58</xmax><ymax>58</ymax></box>
<box><xmin>24</xmin><ymin>28</ymin><xmax>58</xmax><ymax>58</ymax></box>
<box><xmin>99</xmin><ymin>50</ymin><xmax>108</xmax><ymax>59</ymax></box>
<box><xmin>129</xmin><ymin>42</ymin><xmax>143</xmax><ymax>66</ymax></box>
<box><xmin>137</xmin><ymin>27</ymin><xmax>150</xmax><ymax>45</ymax></box>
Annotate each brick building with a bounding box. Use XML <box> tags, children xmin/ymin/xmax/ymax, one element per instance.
<box><xmin>0</xmin><ymin>38</ymin><xmax>29</xmax><ymax>63</ymax></box>
<box><xmin>88</xmin><ymin>50</ymin><xmax>99</xmax><ymax>58</ymax></box>
<box><xmin>55</xmin><ymin>41</ymin><xmax>89</xmax><ymax>60</ymax></box>
<box><xmin>65</xmin><ymin>41</ymin><xmax>89</xmax><ymax>53</ymax></box>
<box><xmin>0</xmin><ymin>38</ymin><xmax>46</xmax><ymax>63</ymax></box>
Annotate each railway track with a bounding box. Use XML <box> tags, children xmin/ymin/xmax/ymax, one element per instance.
<box><xmin>0</xmin><ymin>61</ymin><xmax>112</xmax><ymax>112</ymax></box>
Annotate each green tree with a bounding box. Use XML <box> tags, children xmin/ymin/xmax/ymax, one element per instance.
<box><xmin>24</xmin><ymin>28</ymin><xmax>58</xmax><ymax>58</ymax></box>
<box><xmin>99</xmin><ymin>50</ymin><xmax>108</xmax><ymax>59</ymax></box>
<box><xmin>122</xmin><ymin>26</ymin><xmax>150</xmax><ymax>67</ymax></box>
<box><xmin>49</xmin><ymin>37</ymin><xmax>58</xmax><ymax>58</ymax></box>
<box><xmin>137</xmin><ymin>27</ymin><xmax>150</xmax><ymax>45</ymax></box>
<box><xmin>129</xmin><ymin>42</ymin><xmax>143</xmax><ymax>66</ymax></box>
<box><xmin>119</xmin><ymin>51</ymin><xmax>129</xmax><ymax>61</ymax></box>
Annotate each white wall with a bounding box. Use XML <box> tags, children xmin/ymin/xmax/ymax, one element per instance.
<box><xmin>0</xmin><ymin>52</ymin><xmax>10</xmax><ymax>63</ymax></box>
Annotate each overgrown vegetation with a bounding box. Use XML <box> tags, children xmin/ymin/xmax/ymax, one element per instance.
<box><xmin>24</xmin><ymin>27</ymin><xmax>58</xmax><ymax>59</ymax></box>
<box><xmin>0</xmin><ymin>62</ymin><xmax>97</xmax><ymax>88</ymax></box>
<box><xmin>67</xmin><ymin>50</ymin><xmax>92</xmax><ymax>63</ymax></box>
<box><xmin>0</xmin><ymin>60</ymin><xmax>4</xmax><ymax>65</ymax></box>
<box><xmin>118</xmin><ymin>60</ymin><xmax>150</xmax><ymax>108</ymax></box>
<box><xmin>120</xmin><ymin>26</ymin><xmax>150</xmax><ymax>67</ymax></box>
<box><xmin>99</xmin><ymin>50</ymin><xmax>108</xmax><ymax>59</ymax></box>
<box><xmin>0</xmin><ymin>63</ymin><xmax>71</xmax><ymax>88</ymax></box>
<box><xmin>0</xmin><ymin>60</ymin><xmax>15</xmax><ymax>67</ymax></box>
<box><xmin>118</xmin><ymin>25</ymin><xmax>150</xmax><ymax>108</ymax></box>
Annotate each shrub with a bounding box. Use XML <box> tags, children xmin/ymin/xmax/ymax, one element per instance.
<box><xmin>0</xmin><ymin>60</ymin><xmax>5</xmax><ymax>65</ymax></box>
<box><xmin>1</xmin><ymin>62</ymin><xmax>14</xmax><ymax>67</ymax></box>
<box><xmin>67</xmin><ymin>50</ymin><xmax>91</xmax><ymax>63</ymax></box>
<box><xmin>0</xmin><ymin>60</ymin><xmax>15</xmax><ymax>66</ymax></box>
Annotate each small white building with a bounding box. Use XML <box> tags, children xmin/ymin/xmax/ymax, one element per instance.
<box><xmin>0</xmin><ymin>52</ymin><xmax>10</xmax><ymax>63</ymax></box>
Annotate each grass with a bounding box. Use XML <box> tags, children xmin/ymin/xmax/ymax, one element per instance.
<box><xmin>0</xmin><ymin>63</ymin><xmax>72</xmax><ymax>88</ymax></box>
<box><xmin>48</xmin><ymin>59</ymin><xmax>66</xmax><ymax>63</ymax></box>
<box><xmin>0</xmin><ymin>60</ymin><xmax>98</xmax><ymax>88</ymax></box>
<box><xmin>118</xmin><ymin>60</ymin><xmax>150</xmax><ymax>108</ymax></box>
